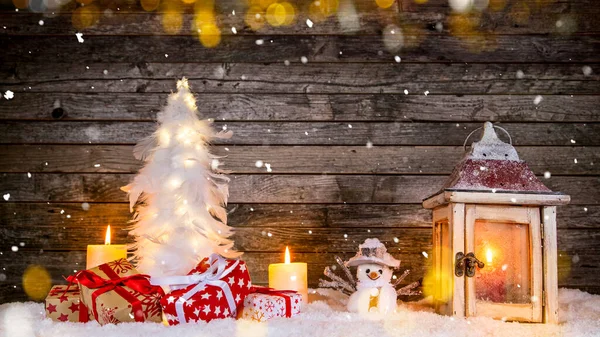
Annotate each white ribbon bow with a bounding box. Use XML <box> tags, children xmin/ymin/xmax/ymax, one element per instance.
<box><xmin>151</xmin><ymin>254</ymin><xmax>240</xmax><ymax>323</ymax></box>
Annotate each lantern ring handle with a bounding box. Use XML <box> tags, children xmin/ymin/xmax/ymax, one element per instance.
<box><xmin>463</xmin><ymin>125</ymin><xmax>512</xmax><ymax>152</ymax></box>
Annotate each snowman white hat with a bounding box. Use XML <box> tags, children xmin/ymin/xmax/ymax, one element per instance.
<box><xmin>345</xmin><ymin>238</ymin><xmax>400</xmax><ymax>268</ymax></box>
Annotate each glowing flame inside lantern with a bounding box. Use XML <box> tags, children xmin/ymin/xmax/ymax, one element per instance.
<box><xmin>105</xmin><ymin>225</ymin><xmax>111</xmax><ymax>245</ymax></box>
<box><xmin>285</xmin><ymin>246</ymin><xmax>291</xmax><ymax>264</ymax></box>
<box><xmin>486</xmin><ymin>248</ymin><xmax>493</xmax><ymax>264</ymax></box>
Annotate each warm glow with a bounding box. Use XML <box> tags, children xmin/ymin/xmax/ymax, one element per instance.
<box><xmin>284</xmin><ymin>246</ymin><xmax>291</xmax><ymax>264</ymax></box>
<box><xmin>105</xmin><ymin>225</ymin><xmax>111</xmax><ymax>245</ymax></box>
<box><xmin>486</xmin><ymin>248</ymin><xmax>493</xmax><ymax>264</ymax></box>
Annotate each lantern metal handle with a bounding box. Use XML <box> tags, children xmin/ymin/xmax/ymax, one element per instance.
<box><xmin>463</xmin><ymin>125</ymin><xmax>512</xmax><ymax>152</ymax></box>
<box><xmin>455</xmin><ymin>252</ymin><xmax>485</xmax><ymax>277</ymax></box>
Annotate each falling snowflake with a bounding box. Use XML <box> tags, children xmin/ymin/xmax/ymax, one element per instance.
<box><xmin>103</xmin><ymin>70</ymin><xmax>108</xmax><ymax>75</ymax></box>
<box><xmin>422</xmin><ymin>252</ymin><xmax>428</xmax><ymax>258</ymax></box>
<box><xmin>38</xmin><ymin>20</ymin><xmax>44</xmax><ymax>26</ymax></box>
<box><xmin>82</xmin><ymin>202</ymin><xmax>90</xmax><ymax>211</ymax></box>
<box><xmin>403</xmin><ymin>89</ymin><xmax>408</xmax><ymax>95</ymax></box>
<box><xmin>533</xmin><ymin>95</ymin><xmax>543</xmax><ymax>105</ymax></box>
<box><xmin>27</xmin><ymin>172</ymin><xmax>31</xmax><ymax>178</ymax></box>
<box><xmin>306</xmin><ymin>19</ymin><xmax>313</xmax><ymax>28</ymax></box>
<box><xmin>424</xmin><ymin>91</ymin><xmax>429</xmax><ymax>96</ymax></box>
<box><xmin>544</xmin><ymin>171</ymin><xmax>551</xmax><ymax>179</ymax></box>
<box><xmin>75</xmin><ymin>33</ymin><xmax>84</xmax><ymax>43</ymax></box>
<box><xmin>231</xmin><ymin>27</ymin><xmax>237</xmax><ymax>34</ymax></box>
<box><xmin>394</xmin><ymin>56</ymin><xmax>401</xmax><ymax>63</ymax></box>
<box><xmin>255</xmin><ymin>39</ymin><xmax>264</xmax><ymax>45</ymax></box>
<box><xmin>574</xmin><ymin>158</ymin><xmax>578</xmax><ymax>164</ymax></box>
<box><xmin>4</xmin><ymin>90</ymin><xmax>14</xmax><ymax>100</ymax></box>
<box><xmin>284</xmin><ymin>60</ymin><xmax>290</xmax><ymax>66</ymax></box>
<box><xmin>300</xmin><ymin>56</ymin><xmax>308</xmax><ymax>64</ymax></box>
<box><xmin>348</xmin><ymin>124</ymin><xmax>352</xmax><ymax>128</ymax></box>
<box><xmin>516</xmin><ymin>70</ymin><xmax>524</xmax><ymax>79</ymax></box>
<box><xmin>582</xmin><ymin>66</ymin><xmax>592</xmax><ymax>76</ymax></box>
<box><xmin>366</xmin><ymin>141</ymin><xmax>373</xmax><ymax>149</ymax></box>
<box><xmin>265</xmin><ymin>163</ymin><xmax>272</xmax><ymax>172</ymax></box>
<box><xmin>3</xmin><ymin>194</ymin><xmax>10</xmax><ymax>201</ymax></box>
<box><xmin>11</xmin><ymin>246</ymin><xmax>18</xmax><ymax>252</ymax></box>
<box><xmin>255</xmin><ymin>160</ymin><xmax>264</xmax><ymax>168</ymax></box>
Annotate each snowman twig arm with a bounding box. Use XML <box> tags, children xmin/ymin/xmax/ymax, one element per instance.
<box><xmin>396</xmin><ymin>281</ymin><xmax>422</xmax><ymax>296</ymax></box>
<box><xmin>322</xmin><ymin>266</ymin><xmax>356</xmax><ymax>293</ymax></box>
<box><xmin>392</xmin><ymin>269</ymin><xmax>410</xmax><ymax>287</ymax></box>
<box><xmin>335</xmin><ymin>255</ymin><xmax>356</xmax><ymax>287</ymax></box>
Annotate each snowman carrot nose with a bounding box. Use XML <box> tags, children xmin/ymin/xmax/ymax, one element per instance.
<box><xmin>369</xmin><ymin>271</ymin><xmax>380</xmax><ymax>279</ymax></box>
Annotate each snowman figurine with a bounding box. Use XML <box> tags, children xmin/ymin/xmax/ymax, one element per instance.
<box><xmin>346</xmin><ymin>238</ymin><xmax>400</xmax><ymax>314</ymax></box>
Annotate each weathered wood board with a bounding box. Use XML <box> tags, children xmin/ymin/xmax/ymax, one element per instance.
<box><xmin>0</xmin><ymin>145</ymin><xmax>597</xmax><ymax>175</ymax></box>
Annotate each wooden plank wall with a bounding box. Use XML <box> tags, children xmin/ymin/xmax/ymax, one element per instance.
<box><xmin>0</xmin><ymin>0</ymin><xmax>599</xmax><ymax>302</ymax></box>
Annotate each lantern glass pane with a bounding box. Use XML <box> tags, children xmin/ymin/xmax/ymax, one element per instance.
<box><xmin>434</xmin><ymin>221</ymin><xmax>452</xmax><ymax>303</ymax></box>
<box><xmin>474</xmin><ymin>220</ymin><xmax>531</xmax><ymax>304</ymax></box>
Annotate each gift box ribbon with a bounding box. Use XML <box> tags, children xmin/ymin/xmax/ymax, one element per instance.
<box><xmin>249</xmin><ymin>286</ymin><xmax>298</xmax><ymax>318</ymax></box>
<box><xmin>67</xmin><ymin>264</ymin><xmax>163</xmax><ymax>322</ymax></box>
<box><xmin>150</xmin><ymin>254</ymin><xmax>240</xmax><ymax>323</ymax></box>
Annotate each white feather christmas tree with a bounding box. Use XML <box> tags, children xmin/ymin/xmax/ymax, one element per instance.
<box><xmin>122</xmin><ymin>78</ymin><xmax>240</xmax><ymax>277</ymax></box>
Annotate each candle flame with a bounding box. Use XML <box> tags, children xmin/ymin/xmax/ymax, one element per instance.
<box><xmin>285</xmin><ymin>246</ymin><xmax>291</xmax><ymax>264</ymax></box>
<box><xmin>486</xmin><ymin>248</ymin><xmax>493</xmax><ymax>264</ymax></box>
<box><xmin>105</xmin><ymin>225</ymin><xmax>111</xmax><ymax>245</ymax></box>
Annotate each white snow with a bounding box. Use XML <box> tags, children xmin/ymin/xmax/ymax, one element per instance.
<box><xmin>4</xmin><ymin>90</ymin><xmax>14</xmax><ymax>100</ymax></box>
<box><xmin>1</xmin><ymin>288</ymin><xmax>598</xmax><ymax>337</ymax></box>
<box><xmin>306</xmin><ymin>19</ymin><xmax>313</xmax><ymax>28</ymax></box>
<box><xmin>3</xmin><ymin>193</ymin><xmax>10</xmax><ymax>201</ymax></box>
<box><xmin>75</xmin><ymin>33</ymin><xmax>84</xmax><ymax>43</ymax></box>
<box><xmin>231</xmin><ymin>27</ymin><xmax>237</xmax><ymax>34</ymax></box>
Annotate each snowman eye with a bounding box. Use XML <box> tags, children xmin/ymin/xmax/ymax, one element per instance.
<box><xmin>378</xmin><ymin>269</ymin><xmax>383</xmax><ymax>274</ymax></box>
<box><xmin>366</xmin><ymin>269</ymin><xmax>370</xmax><ymax>274</ymax></box>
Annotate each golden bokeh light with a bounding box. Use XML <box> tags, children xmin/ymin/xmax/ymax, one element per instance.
<box><xmin>141</xmin><ymin>0</ymin><xmax>160</xmax><ymax>12</ymax></box>
<box><xmin>72</xmin><ymin>5</ymin><xmax>100</xmax><ymax>30</ymax></box>
<box><xmin>266</xmin><ymin>3</ymin><xmax>287</xmax><ymax>27</ymax></box>
<box><xmin>375</xmin><ymin>0</ymin><xmax>395</xmax><ymax>9</ymax></box>
<box><xmin>162</xmin><ymin>11</ymin><xmax>184</xmax><ymax>34</ymax></box>
<box><xmin>181</xmin><ymin>0</ymin><xmax>197</xmax><ymax>4</ymax></box>
<box><xmin>199</xmin><ymin>23</ymin><xmax>221</xmax><ymax>48</ymax></box>
<box><xmin>245</xmin><ymin>5</ymin><xmax>266</xmax><ymax>31</ymax></box>
<box><xmin>22</xmin><ymin>265</ymin><xmax>52</xmax><ymax>301</ymax></box>
<box><xmin>12</xmin><ymin>0</ymin><xmax>29</xmax><ymax>9</ymax></box>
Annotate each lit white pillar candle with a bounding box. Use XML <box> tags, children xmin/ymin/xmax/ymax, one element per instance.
<box><xmin>268</xmin><ymin>246</ymin><xmax>308</xmax><ymax>304</ymax></box>
<box><xmin>86</xmin><ymin>225</ymin><xmax>127</xmax><ymax>269</ymax></box>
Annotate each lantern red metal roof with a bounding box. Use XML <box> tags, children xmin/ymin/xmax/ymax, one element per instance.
<box><xmin>440</xmin><ymin>122</ymin><xmax>554</xmax><ymax>194</ymax></box>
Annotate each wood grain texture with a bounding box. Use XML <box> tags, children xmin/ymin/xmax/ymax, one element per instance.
<box><xmin>2</xmin><ymin>63</ymin><xmax>599</xmax><ymax>94</ymax></box>
<box><xmin>0</xmin><ymin>122</ymin><xmax>598</xmax><ymax>146</ymax></box>
<box><xmin>1</xmin><ymin>35</ymin><xmax>598</xmax><ymax>63</ymax></box>
<box><xmin>0</xmin><ymin>145</ymin><xmax>597</xmax><ymax>175</ymax></box>
<box><xmin>2</xmin><ymin>93</ymin><xmax>599</xmax><ymax>122</ymax></box>
<box><xmin>0</xmin><ymin>173</ymin><xmax>597</xmax><ymax>204</ymax></box>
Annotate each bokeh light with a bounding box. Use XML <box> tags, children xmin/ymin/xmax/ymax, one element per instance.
<box><xmin>72</xmin><ymin>5</ymin><xmax>100</xmax><ymax>30</ymax></box>
<box><xmin>22</xmin><ymin>265</ymin><xmax>52</xmax><ymax>301</ymax></box>
<box><xmin>266</xmin><ymin>2</ymin><xmax>295</xmax><ymax>27</ymax></box>
<box><xmin>141</xmin><ymin>0</ymin><xmax>160</xmax><ymax>12</ymax></box>
<box><xmin>28</xmin><ymin>0</ymin><xmax>46</xmax><ymax>12</ymax></box>
<box><xmin>382</xmin><ymin>24</ymin><xmax>404</xmax><ymax>52</ymax></box>
<box><xmin>245</xmin><ymin>5</ymin><xmax>266</xmax><ymax>31</ymax></box>
<box><xmin>449</xmin><ymin>0</ymin><xmax>472</xmax><ymax>13</ymax></box>
<box><xmin>12</xmin><ymin>0</ymin><xmax>29</xmax><ymax>9</ymax></box>
<box><xmin>161</xmin><ymin>0</ymin><xmax>183</xmax><ymax>34</ymax></box>
<box><xmin>308</xmin><ymin>0</ymin><xmax>339</xmax><ymax>23</ymax></box>
<box><xmin>375</xmin><ymin>0</ymin><xmax>395</xmax><ymax>9</ymax></box>
<box><xmin>75</xmin><ymin>0</ymin><xmax>94</xmax><ymax>5</ymax></box>
<box><xmin>199</xmin><ymin>23</ymin><xmax>221</xmax><ymax>48</ymax></box>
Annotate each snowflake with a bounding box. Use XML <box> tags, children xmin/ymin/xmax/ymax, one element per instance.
<box><xmin>99</xmin><ymin>306</ymin><xmax>119</xmax><ymax>324</ymax></box>
<box><xmin>107</xmin><ymin>259</ymin><xmax>133</xmax><ymax>274</ymax></box>
<box><xmin>4</xmin><ymin>90</ymin><xmax>14</xmax><ymax>100</ymax></box>
<box><xmin>264</xmin><ymin>300</ymin><xmax>275</xmax><ymax>313</ymax></box>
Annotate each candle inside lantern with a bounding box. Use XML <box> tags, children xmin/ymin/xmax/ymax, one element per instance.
<box><xmin>86</xmin><ymin>225</ymin><xmax>127</xmax><ymax>269</ymax></box>
<box><xmin>268</xmin><ymin>246</ymin><xmax>308</xmax><ymax>304</ymax></box>
<box><xmin>477</xmin><ymin>245</ymin><xmax>506</xmax><ymax>302</ymax></box>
